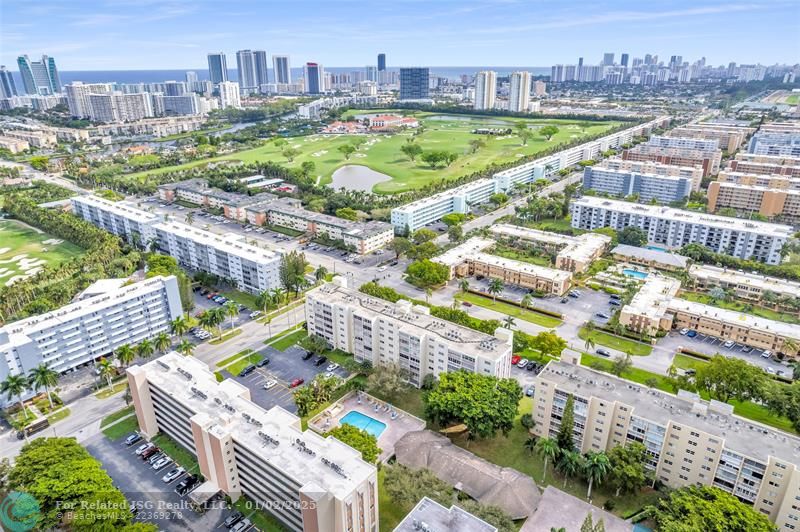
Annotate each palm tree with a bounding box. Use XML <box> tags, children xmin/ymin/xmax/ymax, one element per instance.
<box><xmin>170</xmin><ymin>316</ymin><xmax>189</xmax><ymax>339</ymax></box>
<box><xmin>583</xmin><ymin>451</ymin><xmax>611</xmax><ymax>499</ymax></box>
<box><xmin>136</xmin><ymin>339</ymin><xmax>155</xmax><ymax>360</ymax></box>
<box><xmin>503</xmin><ymin>316</ymin><xmax>516</xmax><ymax>329</ymax></box>
<box><xmin>535</xmin><ymin>437</ymin><xmax>560</xmax><ymax>482</ymax></box>
<box><xmin>424</xmin><ymin>287</ymin><xmax>432</xmax><ymax>303</ymax></box>
<box><xmin>176</xmin><ymin>339</ymin><xmax>195</xmax><ymax>357</ymax></box>
<box><xmin>521</xmin><ymin>293</ymin><xmax>533</xmax><ymax>310</ymax></box>
<box><xmin>271</xmin><ymin>287</ymin><xmax>286</xmax><ymax>306</ymax></box>
<box><xmin>153</xmin><ymin>331</ymin><xmax>171</xmax><ymax>355</ymax></box>
<box><xmin>256</xmin><ymin>289</ymin><xmax>273</xmax><ymax>316</ymax></box>
<box><xmin>224</xmin><ymin>301</ymin><xmax>239</xmax><ymax>330</ymax></box>
<box><xmin>314</xmin><ymin>266</ymin><xmax>328</xmax><ymax>284</ymax></box>
<box><xmin>28</xmin><ymin>364</ymin><xmax>59</xmax><ymax>410</ymax></box>
<box><xmin>97</xmin><ymin>358</ymin><xmax>116</xmax><ymax>389</ymax></box>
<box><xmin>185</xmin><ymin>212</ymin><xmax>194</xmax><ymax>225</ymax></box>
<box><xmin>115</xmin><ymin>344</ymin><xmax>135</xmax><ymax>368</ymax></box>
<box><xmin>1</xmin><ymin>374</ymin><xmax>31</xmax><ymax>418</ymax></box>
<box><xmin>459</xmin><ymin>279</ymin><xmax>470</xmax><ymax>294</ymax></box>
<box><xmin>488</xmin><ymin>278</ymin><xmax>504</xmax><ymax>301</ymax></box>
<box><xmin>524</xmin><ymin>436</ymin><xmax>538</xmax><ymax>455</ymax></box>
<box><xmin>782</xmin><ymin>338</ymin><xmax>799</xmax><ymax>357</ymax></box>
<box><xmin>556</xmin><ymin>450</ymin><xmax>583</xmax><ymax>488</ymax></box>
<box><xmin>584</xmin><ymin>334</ymin><xmax>596</xmax><ymax>352</ymax></box>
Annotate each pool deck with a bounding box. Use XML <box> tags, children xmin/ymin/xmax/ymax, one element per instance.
<box><xmin>309</xmin><ymin>391</ymin><xmax>426</xmax><ymax>462</ymax></box>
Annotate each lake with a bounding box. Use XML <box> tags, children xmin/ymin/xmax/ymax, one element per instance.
<box><xmin>329</xmin><ymin>165</ymin><xmax>392</xmax><ymax>192</ymax></box>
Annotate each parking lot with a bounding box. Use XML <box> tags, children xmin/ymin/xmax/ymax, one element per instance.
<box><xmin>230</xmin><ymin>345</ymin><xmax>350</xmax><ymax>414</ymax></box>
<box><xmin>85</xmin><ymin>434</ymin><xmax>243</xmax><ymax>531</ymax></box>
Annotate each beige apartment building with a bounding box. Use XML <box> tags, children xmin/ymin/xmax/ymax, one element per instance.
<box><xmin>305</xmin><ymin>278</ymin><xmax>513</xmax><ymax>387</ymax></box>
<box><xmin>619</xmin><ymin>275</ymin><xmax>681</xmax><ymax>336</ymax></box>
<box><xmin>689</xmin><ymin>265</ymin><xmax>800</xmax><ymax>305</ymax></box>
<box><xmin>622</xmin><ymin>145</ymin><xmax>722</xmax><ymax>177</ymax></box>
<box><xmin>128</xmin><ymin>352</ymin><xmax>378</xmax><ymax>532</ymax></box>
<box><xmin>668</xmin><ymin>124</ymin><xmax>754</xmax><ymax>153</ymax></box>
<box><xmin>532</xmin><ymin>358</ymin><xmax>800</xmax><ymax>530</ymax></box>
<box><xmin>728</xmin><ymin>160</ymin><xmax>800</xmax><ymax>178</ymax></box>
<box><xmin>707</xmin><ymin>181</ymin><xmax>800</xmax><ymax>221</ymax></box>
<box><xmin>717</xmin><ymin>170</ymin><xmax>800</xmax><ymax>189</ymax></box>
<box><xmin>433</xmin><ymin>237</ymin><xmax>572</xmax><ymax>296</ymax></box>
<box><xmin>488</xmin><ymin>224</ymin><xmax>610</xmax><ymax>274</ymax></box>
<box><xmin>0</xmin><ymin>135</ymin><xmax>29</xmax><ymax>153</ymax></box>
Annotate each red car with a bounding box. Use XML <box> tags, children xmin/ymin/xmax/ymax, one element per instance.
<box><xmin>289</xmin><ymin>378</ymin><xmax>305</xmax><ymax>388</ymax></box>
<box><xmin>511</xmin><ymin>355</ymin><xmax>521</xmax><ymax>365</ymax></box>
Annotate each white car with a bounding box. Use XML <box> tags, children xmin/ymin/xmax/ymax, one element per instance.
<box><xmin>326</xmin><ymin>363</ymin><xmax>340</xmax><ymax>372</ymax></box>
<box><xmin>377</xmin><ymin>266</ymin><xmax>387</xmax><ymax>272</ymax></box>
<box><xmin>761</xmin><ymin>350</ymin><xmax>773</xmax><ymax>359</ymax></box>
<box><xmin>249</xmin><ymin>311</ymin><xmax>262</xmax><ymax>319</ymax></box>
<box><xmin>262</xmin><ymin>379</ymin><xmax>278</xmax><ymax>390</ymax></box>
<box><xmin>516</xmin><ymin>359</ymin><xmax>528</xmax><ymax>369</ymax></box>
<box><xmin>679</xmin><ymin>328</ymin><xmax>689</xmax><ymax>335</ymax></box>
<box><xmin>766</xmin><ymin>368</ymin><xmax>776</xmax><ymax>375</ymax></box>
<box><xmin>723</xmin><ymin>340</ymin><xmax>735</xmax><ymax>348</ymax></box>
<box><xmin>135</xmin><ymin>442</ymin><xmax>155</xmax><ymax>456</ymax></box>
<box><xmin>152</xmin><ymin>457</ymin><xmax>172</xmax><ymax>471</ymax></box>
<box><xmin>162</xmin><ymin>467</ymin><xmax>185</xmax><ymax>483</ymax></box>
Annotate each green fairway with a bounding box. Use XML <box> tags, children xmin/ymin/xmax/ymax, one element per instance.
<box><xmin>0</xmin><ymin>220</ymin><xmax>84</xmax><ymax>287</ymax></box>
<box><xmin>784</xmin><ymin>94</ymin><xmax>799</xmax><ymax>104</ymax></box>
<box><xmin>126</xmin><ymin>111</ymin><xmax>622</xmax><ymax>194</ymax></box>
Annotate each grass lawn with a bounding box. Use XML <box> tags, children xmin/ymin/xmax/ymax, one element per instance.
<box><xmin>257</xmin><ymin>300</ymin><xmax>305</xmax><ymax>323</ymax></box>
<box><xmin>265</xmin><ymin>224</ymin><xmax>304</xmax><ymax>237</ymax></box>
<box><xmin>369</xmin><ymin>387</ymin><xmax>427</xmax><ymax>420</ymax></box>
<box><xmin>208</xmin><ymin>328</ymin><xmax>243</xmax><ymax>345</ymax></box>
<box><xmin>457</xmin><ymin>292</ymin><xmax>562</xmax><ymax>328</ymax></box>
<box><xmin>785</xmin><ymin>94</ymin><xmax>800</xmax><ymax>105</ymax></box>
<box><xmin>378</xmin><ymin>468</ymin><xmax>410</xmax><ymax>531</ymax></box>
<box><xmin>216</xmin><ymin>349</ymin><xmax>254</xmax><ymax>368</ymax></box>
<box><xmin>220</xmin><ymin>289</ymin><xmax>259</xmax><ymax>310</ymax></box>
<box><xmin>671</xmin><ymin>353</ymin><xmax>705</xmax><ymax>371</ymax></box>
<box><xmin>579</xmin><ymin>327</ymin><xmax>652</xmax><ymax>356</ymax></box>
<box><xmin>46</xmin><ymin>408</ymin><xmax>71</xmax><ymax>424</ymax></box>
<box><xmin>102</xmin><ymin>414</ymin><xmax>139</xmax><ymax>440</ymax></box>
<box><xmin>153</xmin><ymin>125</ymin><xmax>227</xmax><ymax>142</ymax></box>
<box><xmin>0</xmin><ymin>220</ymin><xmax>84</xmax><ymax>287</ymax></box>
<box><xmin>492</xmin><ymin>244</ymin><xmax>553</xmax><ymax>267</ymax></box>
<box><xmin>680</xmin><ymin>292</ymin><xmax>799</xmax><ymax>324</ymax></box>
<box><xmin>125</xmin><ymin>112</ymin><xmax>622</xmax><ymax>194</ymax></box>
<box><xmin>95</xmin><ymin>380</ymin><xmax>128</xmax><ymax>399</ymax></box>
<box><xmin>101</xmin><ymin>405</ymin><xmax>135</xmax><ymax>428</ymax></box>
<box><xmin>265</xmin><ymin>328</ymin><xmax>306</xmax><ymax>350</ymax></box>
<box><xmin>152</xmin><ymin>433</ymin><xmax>200</xmax><ymax>474</ymax></box>
<box><xmin>581</xmin><ymin>353</ymin><xmax>673</xmax><ymax>392</ymax></box>
<box><xmin>225</xmin><ymin>353</ymin><xmax>265</xmax><ymax>376</ymax></box>
<box><xmin>233</xmin><ymin>496</ymin><xmax>285</xmax><ymax>532</ymax></box>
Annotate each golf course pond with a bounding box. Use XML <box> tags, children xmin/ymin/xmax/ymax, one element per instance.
<box><xmin>329</xmin><ymin>165</ymin><xmax>393</xmax><ymax>192</ymax></box>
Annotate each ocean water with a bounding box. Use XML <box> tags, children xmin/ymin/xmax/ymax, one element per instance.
<box><xmin>48</xmin><ymin>66</ymin><xmax>549</xmax><ymax>86</ymax></box>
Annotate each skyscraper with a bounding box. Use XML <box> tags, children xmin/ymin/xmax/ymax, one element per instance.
<box><xmin>620</xmin><ymin>53</ymin><xmax>629</xmax><ymax>68</ymax></box>
<box><xmin>399</xmin><ymin>68</ymin><xmax>429</xmax><ymax>100</ymax></box>
<box><xmin>509</xmin><ymin>71</ymin><xmax>531</xmax><ymax>112</ymax></box>
<box><xmin>0</xmin><ymin>66</ymin><xmax>17</xmax><ymax>98</ymax></box>
<box><xmin>304</xmin><ymin>63</ymin><xmax>324</xmax><ymax>94</ymax></box>
<box><xmin>578</xmin><ymin>57</ymin><xmax>584</xmax><ymax>68</ymax></box>
<box><xmin>17</xmin><ymin>55</ymin><xmax>60</xmax><ymax>95</ymax></box>
<box><xmin>473</xmin><ymin>70</ymin><xmax>497</xmax><ymax>111</ymax></box>
<box><xmin>207</xmin><ymin>52</ymin><xmax>228</xmax><ymax>84</ymax></box>
<box><xmin>185</xmin><ymin>71</ymin><xmax>198</xmax><ymax>84</ymax></box>
<box><xmin>365</xmin><ymin>65</ymin><xmax>377</xmax><ymax>82</ymax></box>
<box><xmin>236</xmin><ymin>50</ymin><xmax>257</xmax><ymax>93</ymax></box>
<box><xmin>603</xmin><ymin>53</ymin><xmax>615</xmax><ymax>66</ymax></box>
<box><xmin>377</xmin><ymin>53</ymin><xmax>386</xmax><ymax>71</ymax></box>
<box><xmin>218</xmin><ymin>81</ymin><xmax>241</xmax><ymax>109</ymax></box>
<box><xmin>272</xmin><ymin>55</ymin><xmax>291</xmax><ymax>84</ymax></box>
<box><xmin>253</xmin><ymin>50</ymin><xmax>269</xmax><ymax>87</ymax></box>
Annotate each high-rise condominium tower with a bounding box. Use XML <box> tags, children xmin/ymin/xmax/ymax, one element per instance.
<box><xmin>377</xmin><ymin>53</ymin><xmax>386</xmax><ymax>71</ymax></box>
<box><xmin>207</xmin><ymin>52</ymin><xmax>228</xmax><ymax>84</ymax></box>
<box><xmin>304</xmin><ymin>63</ymin><xmax>324</xmax><ymax>94</ymax></box>
<box><xmin>603</xmin><ymin>52</ymin><xmax>615</xmax><ymax>66</ymax></box>
<box><xmin>509</xmin><ymin>71</ymin><xmax>531</xmax><ymax>113</ymax></box>
<box><xmin>236</xmin><ymin>50</ymin><xmax>257</xmax><ymax>93</ymax></box>
<box><xmin>399</xmin><ymin>68</ymin><xmax>429</xmax><ymax>100</ymax></box>
<box><xmin>17</xmin><ymin>55</ymin><xmax>60</xmax><ymax>95</ymax></box>
<box><xmin>473</xmin><ymin>70</ymin><xmax>497</xmax><ymax>111</ymax></box>
<box><xmin>0</xmin><ymin>66</ymin><xmax>17</xmax><ymax>98</ymax></box>
<box><xmin>253</xmin><ymin>50</ymin><xmax>269</xmax><ymax>87</ymax></box>
<box><xmin>272</xmin><ymin>55</ymin><xmax>291</xmax><ymax>84</ymax></box>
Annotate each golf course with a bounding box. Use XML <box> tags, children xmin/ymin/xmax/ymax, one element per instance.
<box><xmin>0</xmin><ymin>219</ymin><xmax>85</xmax><ymax>287</ymax></box>
<box><xmin>127</xmin><ymin>110</ymin><xmax>623</xmax><ymax>194</ymax></box>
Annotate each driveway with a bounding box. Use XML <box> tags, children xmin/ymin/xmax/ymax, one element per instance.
<box><xmin>657</xmin><ymin>331</ymin><xmax>789</xmax><ymax>375</ymax></box>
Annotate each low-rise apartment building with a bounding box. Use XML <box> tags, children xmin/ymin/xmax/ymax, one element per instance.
<box><xmin>749</xmin><ymin>131</ymin><xmax>800</xmax><ymax>158</ymax></box>
<box><xmin>689</xmin><ymin>264</ymin><xmax>800</xmax><ymax>305</ymax></box>
<box><xmin>0</xmin><ymin>135</ymin><xmax>29</xmax><ymax>153</ymax></box>
<box><xmin>582</xmin><ymin>166</ymin><xmax>695</xmax><ymax>203</ymax></box>
<box><xmin>667</xmin><ymin>124</ymin><xmax>753</xmax><ymax>153</ymax></box>
<box><xmin>127</xmin><ymin>352</ymin><xmax>378</xmax><ymax>532</ymax></box>
<box><xmin>391</xmin><ymin>179</ymin><xmax>497</xmax><ymax>234</ymax></box>
<box><xmin>619</xmin><ymin>275</ymin><xmax>681</xmax><ymax>336</ymax></box>
<box><xmin>728</xmin><ymin>160</ymin><xmax>800</xmax><ymax>178</ymax></box>
<box><xmin>0</xmin><ymin>275</ymin><xmax>182</xmax><ymax>389</ymax></box>
<box><xmin>488</xmin><ymin>224</ymin><xmax>610</xmax><ymax>273</ymax></box>
<box><xmin>570</xmin><ymin>196</ymin><xmax>792</xmax><ymax>264</ymax></box>
<box><xmin>432</xmin><ymin>237</ymin><xmax>572</xmax><ymax>295</ymax></box>
<box><xmin>610</xmin><ymin>244</ymin><xmax>689</xmax><ymax>272</ymax></box>
<box><xmin>305</xmin><ymin>278</ymin><xmax>513</xmax><ymax>387</ymax></box>
<box><xmin>622</xmin><ymin>144</ymin><xmax>722</xmax><ymax>177</ymax></box>
<box><xmin>599</xmin><ymin>158</ymin><xmax>704</xmax><ymax>190</ymax></box>
<box><xmin>717</xmin><ymin>170</ymin><xmax>800</xmax><ymax>189</ymax></box>
<box><xmin>707</xmin><ymin>181</ymin><xmax>800</xmax><ymax>221</ymax></box>
<box><xmin>532</xmin><ymin>359</ymin><xmax>800</xmax><ymax>530</ymax></box>
<box><xmin>71</xmin><ymin>194</ymin><xmax>161</xmax><ymax>245</ymax></box>
<box><xmin>2</xmin><ymin>129</ymin><xmax>57</xmax><ymax>147</ymax></box>
<box><xmin>646</xmin><ymin>135</ymin><xmax>721</xmax><ymax>153</ymax></box>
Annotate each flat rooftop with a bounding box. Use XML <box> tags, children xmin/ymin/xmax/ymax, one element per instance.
<box><xmin>571</xmin><ymin>196</ymin><xmax>794</xmax><ymax>237</ymax></box>
<box><xmin>600</xmin><ymin>158</ymin><xmax>704</xmax><ymax>176</ymax></box>
<box><xmin>72</xmin><ymin>195</ymin><xmax>160</xmax><ymax>223</ymax></box>
<box><xmin>689</xmin><ymin>265</ymin><xmax>800</xmax><ymax>297</ymax></box>
<box><xmin>154</xmin><ymin>221</ymin><xmax>282</xmax><ymax>263</ymax></box>
<box><xmin>432</xmin><ymin>237</ymin><xmax>495</xmax><ymax>267</ymax></box>
<box><xmin>489</xmin><ymin>224</ymin><xmax>609</xmax><ymax>264</ymax></box>
<box><xmin>520</xmin><ymin>486</ymin><xmax>630</xmax><ymax>532</ymax></box>
<box><xmin>627</xmin><ymin>144</ymin><xmax>721</xmax><ymax>158</ymax></box>
<box><xmin>735</xmin><ymin>153</ymin><xmax>800</xmax><ymax>165</ymax></box>
<box><xmin>394</xmin><ymin>497</ymin><xmax>497</xmax><ymax>532</ymax></box>
<box><xmin>666</xmin><ymin>297</ymin><xmax>800</xmax><ymax>341</ymax></box>
<box><xmin>470</xmin><ymin>253</ymin><xmax>572</xmax><ymax>283</ymax></box>
<box><xmin>313</xmin><ymin>282</ymin><xmax>510</xmax><ymax>361</ymax></box>
<box><xmin>392</xmin><ymin>178</ymin><xmax>495</xmax><ymax>214</ymax></box>
<box><xmin>263</xmin><ymin>198</ymin><xmax>393</xmax><ymax>238</ymax></box>
<box><xmin>611</xmin><ymin>244</ymin><xmax>689</xmax><ymax>269</ymax></box>
<box><xmin>712</xmin><ymin>180</ymin><xmax>800</xmax><ymax>195</ymax></box>
<box><xmin>133</xmin><ymin>352</ymin><xmax>375</xmax><ymax>499</ymax></box>
<box><xmin>540</xmin><ymin>360</ymin><xmax>800</xmax><ymax>466</ymax></box>
<box><xmin>622</xmin><ymin>275</ymin><xmax>681</xmax><ymax>321</ymax></box>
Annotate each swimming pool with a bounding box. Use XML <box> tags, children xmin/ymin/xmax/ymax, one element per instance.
<box><xmin>340</xmin><ymin>410</ymin><xmax>387</xmax><ymax>438</ymax></box>
<box><xmin>645</xmin><ymin>245</ymin><xmax>667</xmax><ymax>252</ymax></box>
<box><xmin>622</xmin><ymin>268</ymin><xmax>649</xmax><ymax>279</ymax></box>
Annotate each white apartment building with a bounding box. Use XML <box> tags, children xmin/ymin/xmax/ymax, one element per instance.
<box><xmin>600</xmin><ymin>158</ymin><xmax>704</xmax><ymax>191</ymax></box>
<box><xmin>689</xmin><ymin>264</ymin><xmax>800</xmax><ymax>304</ymax></box>
<box><xmin>508</xmin><ymin>72</ymin><xmax>531</xmax><ymax>113</ymax></box>
<box><xmin>218</xmin><ymin>81</ymin><xmax>241</xmax><ymax>109</ymax></box>
<box><xmin>570</xmin><ymin>196</ymin><xmax>792</xmax><ymax>264</ymax></box>
<box><xmin>668</xmin><ymin>124</ymin><xmax>754</xmax><ymax>153</ymax></box>
<box><xmin>582</xmin><ymin>166</ymin><xmax>695</xmax><ymax>204</ymax></box>
<box><xmin>128</xmin><ymin>352</ymin><xmax>378</xmax><ymax>532</ymax></box>
<box><xmin>533</xmin><ymin>359</ymin><xmax>800</xmax><ymax>530</ymax></box>
<box><xmin>305</xmin><ymin>278</ymin><xmax>513</xmax><ymax>387</ymax></box>
<box><xmin>749</xmin><ymin>131</ymin><xmax>800</xmax><ymax>158</ymax></box>
<box><xmin>391</xmin><ymin>179</ymin><xmax>497</xmax><ymax>233</ymax></box>
<box><xmin>0</xmin><ymin>276</ymin><xmax>182</xmax><ymax>390</ymax></box>
<box><xmin>71</xmin><ymin>196</ymin><xmax>283</xmax><ymax>294</ymax></box>
<box><xmin>646</xmin><ymin>135</ymin><xmax>721</xmax><ymax>152</ymax></box>
<box><xmin>473</xmin><ymin>71</ymin><xmax>497</xmax><ymax>111</ymax></box>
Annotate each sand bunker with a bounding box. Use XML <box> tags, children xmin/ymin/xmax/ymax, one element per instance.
<box><xmin>42</xmin><ymin>238</ymin><xmax>64</xmax><ymax>245</ymax></box>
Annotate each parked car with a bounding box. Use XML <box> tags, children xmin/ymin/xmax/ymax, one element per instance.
<box><xmin>249</xmin><ymin>311</ymin><xmax>262</xmax><ymax>319</ymax></box>
<box><xmin>596</xmin><ymin>348</ymin><xmax>611</xmax><ymax>357</ymax></box>
<box><xmin>609</xmin><ymin>294</ymin><xmax>621</xmax><ymax>300</ymax></box>
<box><xmin>595</xmin><ymin>312</ymin><xmax>610</xmax><ymax>319</ymax></box>
<box><xmin>723</xmin><ymin>340</ymin><xmax>735</xmax><ymax>348</ymax></box>
<box><xmin>686</xmin><ymin>330</ymin><xmax>697</xmax><ymax>338</ymax></box>
<box><xmin>511</xmin><ymin>355</ymin><xmax>521</xmax><ymax>365</ymax></box>
<box><xmin>326</xmin><ymin>362</ymin><xmax>339</xmax><ymax>372</ymax></box>
<box><xmin>141</xmin><ymin>447</ymin><xmax>160</xmax><ymax>460</ymax></box>
<box><xmin>525</xmin><ymin>386</ymin><xmax>535</xmax><ymax>397</ymax></box>
<box><xmin>314</xmin><ymin>356</ymin><xmax>328</xmax><ymax>367</ymax></box>
<box><xmin>290</xmin><ymin>378</ymin><xmax>305</xmax><ymax>388</ymax></box>
<box><xmin>461</xmin><ymin>301</ymin><xmax>473</xmax><ymax>307</ymax></box>
<box><xmin>230</xmin><ymin>518</ymin><xmax>252</xmax><ymax>532</ymax></box>
<box><xmin>560</xmin><ymin>297</ymin><xmax>569</xmax><ymax>303</ymax></box>
<box><xmin>148</xmin><ymin>452</ymin><xmax>166</xmax><ymax>465</ymax></box>
<box><xmin>175</xmin><ymin>475</ymin><xmax>199</xmax><ymax>496</ymax></box>
<box><xmin>762</xmin><ymin>350</ymin><xmax>773</xmax><ymax>359</ymax></box>
<box><xmin>162</xmin><ymin>467</ymin><xmax>185</xmax><ymax>483</ymax></box>
<box><xmin>239</xmin><ymin>365</ymin><xmax>256</xmax><ymax>377</ymax></box>
<box><xmin>224</xmin><ymin>512</ymin><xmax>244</xmax><ymax>528</ymax></box>
<box><xmin>609</xmin><ymin>300</ymin><xmax>621</xmax><ymax>306</ymax></box>
<box><xmin>516</xmin><ymin>359</ymin><xmax>528</xmax><ymax>369</ymax></box>
<box><xmin>152</xmin><ymin>456</ymin><xmax>173</xmax><ymax>470</ymax></box>
<box><xmin>679</xmin><ymin>328</ymin><xmax>689</xmax><ymax>335</ymax></box>
<box><xmin>302</xmin><ymin>351</ymin><xmax>313</xmax><ymax>361</ymax></box>
<box><xmin>741</xmin><ymin>346</ymin><xmax>753</xmax><ymax>353</ymax></box>
<box><xmin>135</xmin><ymin>442</ymin><xmax>155</xmax><ymax>456</ymax></box>
<box><xmin>125</xmin><ymin>432</ymin><xmax>142</xmax><ymax>446</ymax></box>
<box><xmin>767</xmin><ymin>367</ymin><xmax>776</xmax><ymax>375</ymax></box>
<box><xmin>262</xmin><ymin>379</ymin><xmax>278</xmax><ymax>390</ymax></box>
<box><xmin>256</xmin><ymin>358</ymin><xmax>270</xmax><ymax>368</ymax></box>
<box><xmin>377</xmin><ymin>266</ymin><xmax>387</xmax><ymax>272</ymax></box>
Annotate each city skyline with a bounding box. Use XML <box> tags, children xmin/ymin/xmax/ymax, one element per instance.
<box><xmin>2</xmin><ymin>0</ymin><xmax>798</xmax><ymax>70</ymax></box>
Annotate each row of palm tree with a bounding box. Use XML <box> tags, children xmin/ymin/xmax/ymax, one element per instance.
<box><xmin>529</xmin><ymin>436</ymin><xmax>610</xmax><ymax>499</ymax></box>
<box><xmin>0</xmin><ymin>364</ymin><xmax>61</xmax><ymax>419</ymax></box>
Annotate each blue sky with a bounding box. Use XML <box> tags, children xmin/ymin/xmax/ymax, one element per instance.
<box><xmin>2</xmin><ymin>0</ymin><xmax>798</xmax><ymax>70</ymax></box>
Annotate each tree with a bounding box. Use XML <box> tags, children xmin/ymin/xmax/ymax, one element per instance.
<box><xmin>424</xmin><ymin>371</ymin><xmax>522</xmax><ymax>439</ymax></box>
<box><xmin>524</xmin><ymin>436</ymin><xmax>537</xmax><ymax>455</ymax></box>
<box><xmin>299</xmin><ymin>334</ymin><xmax>328</xmax><ymax>356</ymax></box>
<box><xmin>97</xmin><ymin>358</ymin><xmax>116</xmax><ymax>389</ymax></box>
<box><xmin>366</xmin><ymin>363</ymin><xmax>410</xmax><ymax>396</ymax></box>
<box><xmin>515</xmin><ymin>123</ymin><xmax>533</xmax><ymax>145</ymax></box>
<box><xmin>538</xmin><ymin>125</ymin><xmax>559</xmax><ymax>141</ymax></box>
<box><xmin>489</xmin><ymin>192</ymin><xmax>509</xmax><ymax>206</ymax></box>
<box><xmin>647</xmin><ymin>486</ymin><xmax>774</xmax><ymax>532</ymax></box>
<box><xmin>521</xmin><ymin>293</ymin><xmax>533</xmax><ymax>310</ymax></box>
<box><xmin>408</xmin><ymin>241</ymin><xmax>439</xmax><ymax>261</ymax></box>
<box><xmin>617</xmin><ymin>226</ymin><xmax>648</xmax><ymax>247</ymax></box>
<box><xmin>184</xmin><ymin>211</ymin><xmax>194</xmax><ymax>225</ymax></box>
<box><xmin>114</xmin><ymin>343</ymin><xmax>135</xmax><ymax>368</ymax></box>
<box><xmin>325</xmin><ymin>424</ymin><xmax>382</xmax><ymax>463</ymax></box>
<box><xmin>535</xmin><ymin>437</ymin><xmax>559</xmax><ymax>482</ymax></box>
<box><xmin>583</xmin><ymin>451</ymin><xmax>610</xmax><ymax>499</ymax></box>
<box><xmin>584</xmin><ymin>334</ymin><xmax>596</xmax><ymax>352</ymax></box>
<box><xmin>383</xmin><ymin>463</ymin><xmax>454</xmax><ymax>509</ymax></box>
<box><xmin>170</xmin><ymin>315</ymin><xmax>190</xmax><ymax>339</ymax></box>
<box><xmin>28</xmin><ymin>364</ymin><xmax>59</xmax><ymax>411</ymax></box>
<box><xmin>610</xmin><ymin>353</ymin><xmax>633</xmax><ymax>377</ymax></box>
<box><xmin>199</xmin><ymin>307</ymin><xmax>224</xmax><ymax>339</ymax></box>
<box><xmin>556</xmin><ymin>394</ymin><xmax>575</xmax><ymax>452</ymax></box>
<box><xmin>405</xmin><ymin>260</ymin><xmax>450</xmax><ymax>289</ymax></box>
<box><xmin>400</xmin><ymin>142</ymin><xmax>423</xmax><ymax>162</ymax></box>
<box><xmin>502</xmin><ymin>315</ymin><xmax>516</xmax><ymax>329</ymax></box>
<box><xmin>314</xmin><ymin>266</ymin><xmax>329</xmax><ymax>283</ymax></box>
<box><xmin>1</xmin><ymin>374</ymin><xmax>30</xmax><ymax>419</ymax></box>
<box><xmin>487</xmin><ymin>278</ymin><xmax>504</xmax><ymax>301</ymax></box>
<box><xmin>556</xmin><ymin>450</ymin><xmax>584</xmax><ymax>488</ymax></box>
<box><xmin>335</xmin><ymin>207</ymin><xmax>359</xmax><ymax>221</ymax></box>
<box><xmin>136</xmin><ymin>338</ymin><xmax>155</xmax><ymax>360</ymax></box>
<box><xmin>412</xmin><ymin>228</ymin><xmax>437</xmax><ymax>244</ymax></box>
<box><xmin>300</xmin><ymin>160</ymin><xmax>316</xmax><ymax>178</ymax></box>
<box><xmin>607</xmin><ymin>442</ymin><xmax>649</xmax><ymax>496</ymax></box>
<box><xmin>708</xmin><ymin>286</ymin><xmax>727</xmax><ymax>302</ymax></box>
<box><xmin>441</xmin><ymin>213</ymin><xmax>467</xmax><ymax>227</ymax></box>
<box><xmin>8</xmin><ymin>437</ymin><xmax>135</xmax><ymax>530</ymax></box>
<box><xmin>694</xmin><ymin>355</ymin><xmax>767</xmax><ymax>403</ymax></box>
<box><xmin>154</xmin><ymin>331</ymin><xmax>171</xmax><ymax>355</ymax></box>
<box><xmin>29</xmin><ymin>156</ymin><xmax>50</xmax><ymax>171</ymax></box>
<box><xmin>279</xmin><ymin>250</ymin><xmax>309</xmax><ymax>297</ymax></box>
<box><xmin>459</xmin><ymin>279</ymin><xmax>470</xmax><ymax>294</ymax></box>
<box><xmin>282</xmin><ymin>147</ymin><xmax>300</xmax><ymax>162</ymax></box>
<box><xmin>532</xmin><ymin>330</ymin><xmax>568</xmax><ymax>358</ymax></box>
<box><xmin>176</xmin><ymin>339</ymin><xmax>195</xmax><ymax>357</ymax></box>
<box><xmin>337</xmin><ymin>144</ymin><xmax>356</xmax><ymax>160</ymax></box>
<box><xmin>387</xmin><ymin>237</ymin><xmax>413</xmax><ymax>259</ymax></box>
<box><xmin>447</xmin><ymin>224</ymin><xmax>463</xmax><ymax>243</ymax></box>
